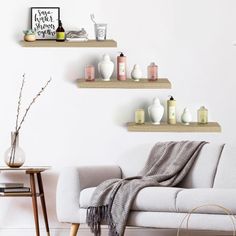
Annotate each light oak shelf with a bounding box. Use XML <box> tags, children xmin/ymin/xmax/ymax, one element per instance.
<box><xmin>127</xmin><ymin>122</ymin><xmax>221</xmax><ymax>132</ymax></box>
<box><xmin>20</xmin><ymin>39</ymin><xmax>117</xmax><ymax>48</ymax></box>
<box><xmin>0</xmin><ymin>192</ymin><xmax>43</xmax><ymax>197</ymax></box>
<box><xmin>77</xmin><ymin>79</ymin><xmax>171</xmax><ymax>89</ymax></box>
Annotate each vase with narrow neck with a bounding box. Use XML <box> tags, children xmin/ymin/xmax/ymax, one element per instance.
<box><xmin>4</xmin><ymin>132</ymin><xmax>25</xmax><ymax>168</ymax></box>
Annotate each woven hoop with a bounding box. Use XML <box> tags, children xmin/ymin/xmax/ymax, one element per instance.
<box><xmin>177</xmin><ymin>204</ymin><xmax>236</xmax><ymax>236</ymax></box>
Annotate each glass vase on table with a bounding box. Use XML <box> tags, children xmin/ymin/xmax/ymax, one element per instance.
<box><xmin>4</xmin><ymin>132</ymin><xmax>25</xmax><ymax>168</ymax></box>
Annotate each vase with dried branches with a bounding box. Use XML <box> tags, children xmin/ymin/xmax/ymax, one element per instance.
<box><xmin>4</xmin><ymin>74</ymin><xmax>52</xmax><ymax>168</ymax></box>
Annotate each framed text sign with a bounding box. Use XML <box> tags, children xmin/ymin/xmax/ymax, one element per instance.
<box><xmin>31</xmin><ymin>7</ymin><xmax>60</xmax><ymax>40</ymax></box>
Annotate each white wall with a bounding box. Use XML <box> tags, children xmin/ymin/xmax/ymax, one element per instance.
<box><xmin>0</xmin><ymin>0</ymin><xmax>236</xmax><ymax>234</ymax></box>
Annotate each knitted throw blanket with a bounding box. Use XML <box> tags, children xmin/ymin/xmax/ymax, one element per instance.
<box><xmin>87</xmin><ymin>141</ymin><xmax>207</xmax><ymax>236</ymax></box>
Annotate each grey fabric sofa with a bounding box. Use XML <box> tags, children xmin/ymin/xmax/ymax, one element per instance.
<box><xmin>56</xmin><ymin>143</ymin><xmax>236</xmax><ymax>236</ymax></box>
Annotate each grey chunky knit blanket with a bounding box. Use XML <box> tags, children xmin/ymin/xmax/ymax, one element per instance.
<box><xmin>87</xmin><ymin>141</ymin><xmax>207</xmax><ymax>236</ymax></box>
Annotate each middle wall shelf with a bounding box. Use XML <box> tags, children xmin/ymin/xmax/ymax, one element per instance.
<box><xmin>77</xmin><ymin>79</ymin><xmax>171</xmax><ymax>89</ymax></box>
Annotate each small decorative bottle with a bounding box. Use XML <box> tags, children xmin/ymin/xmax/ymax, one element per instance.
<box><xmin>117</xmin><ymin>52</ymin><xmax>127</xmax><ymax>81</ymax></box>
<box><xmin>148</xmin><ymin>62</ymin><xmax>158</xmax><ymax>81</ymax></box>
<box><xmin>167</xmin><ymin>96</ymin><xmax>177</xmax><ymax>125</ymax></box>
<box><xmin>56</xmin><ymin>20</ymin><xmax>65</xmax><ymax>42</ymax></box>
<box><xmin>4</xmin><ymin>132</ymin><xmax>25</xmax><ymax>168</ymax></box>
<box><xmin>198</xmin><ymin>106</ymin><xmax>208</xmax><ymax>124</ymax></box>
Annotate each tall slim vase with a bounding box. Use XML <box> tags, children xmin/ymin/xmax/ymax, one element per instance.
<box><xmin>4</xmin><ymin>132</ymin><xmax>25</xmax><ymax>168</ymax></box>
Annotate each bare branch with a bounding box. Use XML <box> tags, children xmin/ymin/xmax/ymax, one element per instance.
<box><xmin>15</xmin><ymin>74</ymin><xmax>26</xmax><ymax>131</ymax></box>
<box><xmin>17</xmin><ymin>77</ymin><xmax>52</xmax><ymax>133</ymax></box>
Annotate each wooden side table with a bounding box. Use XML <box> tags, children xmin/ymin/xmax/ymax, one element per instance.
<box><xmin>0</xmin><ymin>166</ymin><xmax>51</xmax><ymax>236</ymax></box>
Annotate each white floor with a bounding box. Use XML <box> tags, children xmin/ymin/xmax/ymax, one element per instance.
<box><xmin>0</xmin><ymin>228</ymin><xmax>233</xmax><ymax>236</ymax></box>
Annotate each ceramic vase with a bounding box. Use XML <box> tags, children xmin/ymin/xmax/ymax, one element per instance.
<box><xmin>148</xmin><ymin>97</ymin><xmax>164</xmax><ymax>125</ymax></box>
<box><xmin>24</xmin><ymin>34</ymin><xmax>36</xmax><ymax>42</ymax></box>
<box><xmin>98</xmin><ymin>54</ymin><xmax>114</xmax><ymax>81</ymax></box>
<box><xmin>131</xmin><ymin>64</ymin><xmax>142</xmax><ymax>81</ymax></box>
<box><xmin>181</xmin><ymin>108</ymin><xmax>192</xmax><ymax>125</ymax></box>
<box><xmin>4</xmin><ymin>132</ymin><xmax>25</xmax><ymax>168</ymax></box>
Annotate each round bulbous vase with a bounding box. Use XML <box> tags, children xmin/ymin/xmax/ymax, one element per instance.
<box><xmin>148</xmin><ymin>97</ymin><xmax>164</xmax><ymax>125</ymax></box>
<box><xmin>98</xmin><ymin>54</ymin><xmax>114</xmax><ymax>81</ymax></box>
<box><xmin>181</xmin><ymin>108</ymin><xmax>192</xmax><ymax>125</ymax></box>
<box><xmin>131</xmin><ymin>64</ymin><xmax>142</xmax><ymax>81</ymax></box>
<box><xmin>4</xmin><ymin>132</ymin><xmax>25</xmax><ymax>168</ymax></box>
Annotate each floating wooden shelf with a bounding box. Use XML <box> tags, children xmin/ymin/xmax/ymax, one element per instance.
<box><xmin>20</xmin><ymin>39</ymin><xmax>117</xmax><ymax>48</ymax></box>
<box><xmin>127</xmin><ymin>122</ymin><xmax>221</xmax><ymax>132</ymax></box>
<box><xmin>0</xmin><ymin>192</ymin><xmax>43</xmax><ymax>197</ymax></box>
<box><xmin>77</xmin><ymin>79</ymin><xmax>171</xmax><ymax>89</ymax></box>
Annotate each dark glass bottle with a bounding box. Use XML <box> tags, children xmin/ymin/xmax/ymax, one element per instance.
<box><xmin>56</xmin><ymin>20</ymin><xmax>65</xmax><ymax>42</ymax></box>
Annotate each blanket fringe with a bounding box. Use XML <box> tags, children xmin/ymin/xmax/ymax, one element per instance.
<box><xmin>87</xmin><ymin>204</ymin><xmax>119</xmax><ymax>236</ymax></box>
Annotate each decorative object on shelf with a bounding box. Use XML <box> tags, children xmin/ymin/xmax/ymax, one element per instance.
<box><xmin>167</xmin><ymin>96</ymin><xmax>176</xmax><ymax>125</ymax></box>
<box><xmin>85</xmin><ymin>65</ymin><xmax>95</xmax><ymax>81</ymax></box>
<box><xmin>135</xmin><ymin>109</ymin><xmax>145</xmax><ymax>124</ymax></box>
<box><xmin>4</xmin><ymin>74</ymin><xmax>52</xmax><ymax>168</ymax></box>
<box><xmin>117</xmin><ymin>52</ymin><xmax>127</xmax><ymax>81</ymax></box>
<box><xmin>198</xmin><ymin>106</ymin><xmax>208</xmax><ymax>124</ymax></box>
<box><xmin>94</xmin><ymin>23</ymin><xmax>107</xmax><ymax>41</ymax></box>
<box><xmin>181</xmin><ymin>108</ymin><xmax>192</xmax><ymax>125</ymax></box>
<box><xmin>23</xmin><ymin>30</ymin><xmax>36</xmax><ymax>42</ymax></box>
<box><xmin>90</xmin><ymin>14</ymin><xmax>107</xmax><ymax>41</ymax></box>
<box><xmin>31</xmin><ymin>7</ymin><xmax>60</xmax><ymax>40</ymax></box>
<box><xmin>148</xmin><ymin>97</ymin><xmax>164</xmax><ymax>125</ymax></box>
<box><xmin>66</xmin><ymin>29</ymin><xmax>88</xmax><ymax>42</ymax></box>
<box><xmin>131</xmin><ymin>64</ymin><xmax>142</xmax><ymax>81</ymax></box>
<box><xmin>148</xmin><ymin>62</ymin><xmax>158</xmax><ymax>81</ymax></box>
<box><xmin>4</xmin><ymin>132</ymin><xmax>25</xmax><ymax>168</ymax></box>
<box><xmin>98</xmin><ymin>54</ymin><xmax>114</xmax><ymax>81</ymax></box>
<box><xmin>56</xmin><ymin>20</ymin><xmax>65</xmax><ymax>42</ymax></box>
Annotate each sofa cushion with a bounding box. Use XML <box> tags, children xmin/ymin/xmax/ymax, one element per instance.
<box><xmin>80</xmin><ymin>187</ymin><xmax>183</xmax><ymax>212</ymax></box>
<box><xmin>178</xmin><ymin>143</ymin><xmax>224</xmax><ymax>188</ymax></box>
<box><xmin>213</xmin><ymin>145</ymin><xmax>236</xmax><ymax>188</ymax></box>
<box><xmin>176</xmin><ymin>188</ymin><xmax>236</xmax><ymax>214</ymax></box>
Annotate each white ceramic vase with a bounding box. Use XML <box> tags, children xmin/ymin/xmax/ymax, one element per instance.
<box><xmin>181</xmin><ymin>108</ymin><xmax>192</xmax><ymax>125</ymax></box>
<box><xmin>98</xmin><ymin>54</ymin><xmax>114</xmax><ymax>81</ymax></box>
<box><xmin>131</xmin><ymin>64</ymin><xmax>142</xmax><ymax>81</ymax></box>
<box><xmin>148</xmin><ymin>97</ymin><xmax>164</xmax><ymax>125</ymax></box>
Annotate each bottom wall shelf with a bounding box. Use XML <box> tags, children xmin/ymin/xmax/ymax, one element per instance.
<box><xmin>127</xmin><ymin>122</ymin><xmax>221</xmax><ymax>132</ymax></box>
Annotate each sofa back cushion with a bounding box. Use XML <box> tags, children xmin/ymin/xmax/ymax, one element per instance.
<box><xmin>213</xmin><ymin>145</ymin><xmax>236</xmax><ymax>188</ymax></box>
<box><xmin>178</xmin><ymin>143</ymin><xmax>224</xmax><ymax>188</ymax></box>
<box><xmin>118</xmin><ymin>143</ymin><xmax>224</xmax><ymax>188</ymax></box>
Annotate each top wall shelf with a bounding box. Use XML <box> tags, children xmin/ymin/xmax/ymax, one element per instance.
<box><xmin>77</xmin><ymin>79</ymin><xmax>171</xmax><ymax>89</ymax></box>
<box><xmin>20</xmin><ymin>40</ymin><xmax>117</xmax><ymax>48</ymax></box>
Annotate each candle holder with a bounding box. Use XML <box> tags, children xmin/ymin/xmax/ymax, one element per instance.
<box><xmin>135</xmin><ymin>109</ymin><xmax>145</xmax><ymax>124</ymax></box>
<box><xmin>85</xmin><ymin>65</ymin><xmax>95</xmax><ymax>81</ymax></box>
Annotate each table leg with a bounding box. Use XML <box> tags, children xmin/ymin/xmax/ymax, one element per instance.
<box><xmin>30</xmin><ymin>173</ymin><xmax>40</xmax><ymax>236</ymax></box>
<box><xmin>37</xmin><ymin>173</ymin><xmax>50</xmax><ymax>236</ymax></box>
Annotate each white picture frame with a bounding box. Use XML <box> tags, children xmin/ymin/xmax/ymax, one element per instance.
<box><xmin>31</xmin><ymin>7</ymin><xmax>60</xmax><ymax>40</ymax></box>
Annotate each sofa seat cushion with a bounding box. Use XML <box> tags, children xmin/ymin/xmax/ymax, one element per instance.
<box><xmin>176</xmin><ymin>188</ymin><xmax>236</xmax><ymax>214</ymax></box>
<box><xmin>80</xmin><ymin>186</ymin><xmax>183</xmax><ymax>212</ymax></box>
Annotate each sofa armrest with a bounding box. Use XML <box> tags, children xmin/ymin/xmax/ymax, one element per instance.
<box><xmin>56</xmin><ymin>166</ymin><xmax>121</xmax><ymax>223</ymax></box>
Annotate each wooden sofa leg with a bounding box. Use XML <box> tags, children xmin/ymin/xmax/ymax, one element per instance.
<box><xmin>70</xmin><ymin>223</ymin><xmax>80</xmax><ymax>236</ymax></box>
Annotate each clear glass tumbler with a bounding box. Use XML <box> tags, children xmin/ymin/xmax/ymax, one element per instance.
<box><xmin>94</xmin><ymin>23</ymin><xmax>107</xmax><ymax>41</ymax></box>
